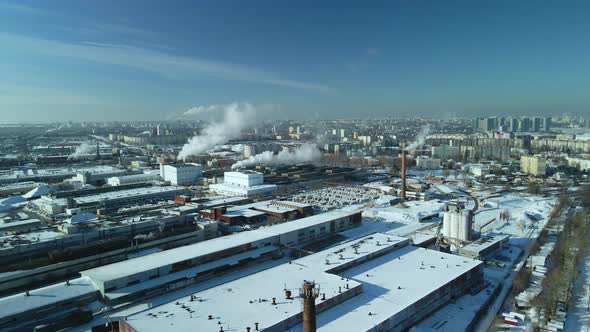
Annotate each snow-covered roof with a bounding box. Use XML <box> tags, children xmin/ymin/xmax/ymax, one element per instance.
<box><xmin>124</xmin><ymin>233</ymin><xmax>481</xmax><ymax>332</ymax></box>
<box><xmin>81</xmin><ymin>210</ymin><xmax>358</xmax><ymax>283</ymax></box>
<box><xmin>67</xmin><ymin>212</ymin><xmax>97</xmax><ymax>224</ymax></box>
<box><xmin>222</xmin><ymin>208</ymin><xmax>266</xmax><ymax>218</ymax></box>
<box><xmin>0</xmin><ymin>276</ymin><xmax>98</xmax><ymax>320</ymax></box>
<box><xmin>81</xmin><ymin>230</ymin><xmax>274</xmax><ymax>283</ymax></box>
<box><xmin>256</xmin><ymin>210</ymin><xmax>359</xmax><ymax>235</ymax></box>
<box><xmin>0</xmin><ymin>195</ymin><xmax>27</xmax><ymax>213</ymax></box>
<box><xmin>22</xmin><ymin>185</ymin><xmax>53</xmax><ymax>199</ymax></box>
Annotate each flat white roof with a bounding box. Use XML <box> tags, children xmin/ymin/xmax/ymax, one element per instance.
<box><xmin>105</xmin><ymin>246</ymin><xmax>278</xmax><ymax>300</ymax></box>
<box><xmin>273</xmin><ymin>200</ymin><xmax>311</xmax><ymax>208</ymax></box>
<box><xmin>81</xmin><ymin>210</ymin><xmax>357</xmax><ymax>283</ymax></box>
<box><xmin>75</xmin><ymin>186</ymin><xmax>186</xmax><ymax>204</ymax></box>
<box><xmin>124</xmin><ymin>233</ymin><xmax>406</xmax><ymax>332</ymax></box>
<box><xmin>257</xmin><ymin>210</ymin><xmax>359</xmax><ymax>235</ymax></box>
<box><xmin>124</xmin><ymin>232</ymin><xmax>482</xmax><ymax>332</ymax></box>
<box><xmin>209</xmin><ymin>183</ymin><xmax>277</xmax><ymax>191</ymax></box>
<box><xmin>223</xmin><ymin>209</ymin><xmax>266</xmax><ymax>218</ymax></box>
<box><xmin>0</xmin><ymin>218</ymin><xmax>41</xmax><ymax>229</ymax></box>
<box><xmin>290</xmin><ymin>246</ymin><xmax>482</xmax><ymax>331</ymax></box>
<box><xmin>0</xmin><ymin>276</ymin><xmax>98</xmax><ymax>320</ymax></box>
<box><xmin>81</xmin><ymin>230</ymin><xmax>275</xmax><ymax>282</ymax></box>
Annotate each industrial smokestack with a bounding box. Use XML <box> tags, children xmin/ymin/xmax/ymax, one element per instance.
<box><xmin>401</xmin><ymin>144</ymin><xmax>406</xmax><ymax>200</ymax></box>
<box><xmin>301</xmin><ymin>280</ymin><xmax>318</xmax><ymax>332</ymax></box>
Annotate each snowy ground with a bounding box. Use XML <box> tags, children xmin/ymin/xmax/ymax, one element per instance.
<box><xmin>412</xmin><ymin>192</ymin><xmax>555</xmax><ymax>332</ymax></box>
<box><xmin>72</xmin><ymin>191</ymin><xmax>555</xmax><ymax>332</ymax></box>
<box><xmin>474</xmin><ymin>193</ymin><xmax>554</xmax><ymax>243</ymax></box>
<box><xmin>336</xmin><ymin>197</ymin><xmax>444</xmax><ymax>246</ymax></box>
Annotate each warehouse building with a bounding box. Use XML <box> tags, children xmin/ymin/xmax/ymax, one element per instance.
<box><xmin>209</xmin><ymin>171</ymin><xmax>277</xmax><ymax>197</ymax></box>
<box><xmin>73</xmin><ymin>168</ymin><xmax>128</xmax><ymax>186</ymax></box>
<box><xmin>201</xmin><ymin>200</ymin><xmax>314</xmax><ymax>225</ymax></box>
<box><xmin>32</xmin><ymin>186</ymin><xmax>191</xmax><ymax>216</ymax></box>
<box><xmin>106</xmin><ymin>173</ymin><xmax>163</xmax><ymax>186</ymax></box>
<box><xmin>459</xmin><ymin>234</ymin><xmax>510</xmax><ymax>260</ymax></box>
<box><xmin>199</xmin><ymin>206</ymin><xmax>268</xmax><ymax>225</ymax></box>
<box><xmin>0</xmin><ymin>276</ymin><xmax>99</xmax><ymax>331</ymax></box>
<box><xmin>159</xmin><ymin>163</ymin><xmax>202</xmax><ymax>185</ymax></box>
<box><xmin>120</xmin><ymin>232</ymin><xmax>483</xmax><ymax>332</ymax></box>
<box><xmin>80</xmin><ymin>210</ymin><xmax>361</xmax><ymax>303</ymax></box>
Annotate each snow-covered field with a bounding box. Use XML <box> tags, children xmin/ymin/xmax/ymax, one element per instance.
<box><xmin>363</xmin><ymin>199</ymin><xmax>445</xmax><ymax>224</ymax></box>
<box><xmin>474</xmin><ymin>193</ymin><xmax>555</xmax><ymax>242</ymax></box>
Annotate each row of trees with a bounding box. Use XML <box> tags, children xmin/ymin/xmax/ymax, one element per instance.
<box><xmin>531</xmin><ymin>212</ymin><xmax>589</xmax><ymax>324</ymax></box>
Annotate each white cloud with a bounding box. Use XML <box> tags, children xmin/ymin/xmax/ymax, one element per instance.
<box><xmin>0</xmin><ymin>32</ymin><xmax>335</xmax><ymax>93</ymax></box>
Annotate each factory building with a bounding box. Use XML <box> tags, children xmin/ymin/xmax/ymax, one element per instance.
<box><xmin>520</xmin><ymin>156</ymin><xmax>547</xmax><ymax>176</ymax></box>
<box><xmin>0</xmin><ymin>276</ymin><xmax>99</xmax><ymax>331</ymax></box>
<box><xmin>415</xmin><ymin>156</ymin><xmax>441</xmax><ymax>169</ymax></box>
<box><xmin>459</xmin><ymin>234</ymin><xmax>510</xmax><ymax>260</ymax></box>
<box><xmin>79</xmin><ymin>210</ymin><xmax>360</xmax><ymax>303</ymax></box>
<box><xmin>31</xmin><ymin>186</ymin><xmax>191</xmax><ymax>216</ymax></box>
<box><xmin>106</xmin><ymin>173</ymin><xmax>163</xmax><ymax>186</ymax></box>
<box><xmin>0</xmin><ymin>210</ymin><xmax>211</xmax><ymax>264</ymax></box>
<box><xmin>209</xmin><ymin>171</ymin><xmax>277</xmax><ymax>197</ymax></box>
<box><xmin>0</xmin><ymin>218</ymin><xmax>41</xmax><ymax>233</ymax></box>
<box><xmin>257</xmin><ymin>200</ymin><xmax>314</xmax><ymax>218</ymax></box>
<box><xmin>159</xmin><ymin>163</ymin><xmax>202</xmax><ymax>185</ymax></box>
<box><xmin>120</xmin><ymin>233</ymin><xmax>483</xmax><ymax>332</ymax></box>
<box><xmin>0</xmin><ymin>166</ymin><xmax>122</xmax><ymax>185</ymax></box>
<box><xmin>0</xmin><ymin>181</ymin><xmax>46</xmax><ymax>196</ymax></box>
<box><xmin>201</xmin><ymin>200</ymin><xmax>314</xmax><ymax>225</ymax></box>
<box><xmin>73</xmin><ymin>168</ymin><xmax>128</xmax><ymax>186</ymax></box>
<box><xmin>199</xmin><ymin>205</ymin><xmax>268</xmax><ymax>225</ymax></box>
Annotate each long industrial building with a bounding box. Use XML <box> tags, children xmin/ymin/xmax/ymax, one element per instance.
<box><xmin>80</xmin><ymin>210</ymin><xmax>361</xmax><ymax>303</ymax></box>
<box><xmin>31</xmin><ymin>185</ymin><xmax>191</xmax><ymax>216</ymax></box>
<box><xmin>120</xmin><ymin>232</ymin><xmax>484</xmax><ymax>332</ymax></box>
<box><xmin>0</xmin><ymin>209</ymin><xmax>362</xmax><ymax>330</ymax></box>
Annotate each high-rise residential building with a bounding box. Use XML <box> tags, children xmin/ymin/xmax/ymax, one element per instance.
<box><xmin>474</xmin><ymin>116</ymin><xmax>551</xmax><ymax>133</ymax></box>
<box><xmin>533</xmin><ymin>117</ymin><xmax>542</xmax><ymax>132</ymax></box>
<box><xmin>542</xmin><ymin>117</ymin><xmax>552</xmax><ymax>131</ymax></box>
<box><xmin>520</xmin><ymin>156</ymin><xmax>546</xmax><ymax>176</ymax></box>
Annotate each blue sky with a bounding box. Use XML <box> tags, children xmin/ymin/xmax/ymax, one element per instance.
<box><xmin>1</xmin><ymin>0</ymin><xmax>589</xmax><ymax>122</ymax></box>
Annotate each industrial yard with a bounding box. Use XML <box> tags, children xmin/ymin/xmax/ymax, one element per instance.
<box><xmin>1</xmin><ymin>110</ymin><xmax>589</xmax><ymax>332</ymax></box>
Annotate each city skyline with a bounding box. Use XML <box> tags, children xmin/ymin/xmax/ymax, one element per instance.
<box><xmin>1</xmin><ymin>1</ymin><xmax>590</xmax><ymax>122</ymax></box>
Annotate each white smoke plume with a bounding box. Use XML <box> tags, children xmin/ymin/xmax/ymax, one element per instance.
<box><xmin>68</xmin><ymin>142</ymin><xmax>95</xmax><ymax>160</ymax></box>
<box><xmin>182</xmin><ymin>104</ymin><xmax>227</xmax><ymax>117</ymax></box>
<box><xmin>232</xmin><ymin>143</ymin><xmax>322</xmax><ymax>169</ymax></box>
<box><xmin>177</xmin><ymin>103</ymin><xmax>257</xmax><ymax>161</ymax></box>
<box><xmin>406</xmin><ymin>124</ymin><xmax>431</xmax><ymax>151</ymax></box>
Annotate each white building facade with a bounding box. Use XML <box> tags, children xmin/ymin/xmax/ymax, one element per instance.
<box><xmin>160</xmin><ymin>163</ymin><xmax>202</xmax><ymax>185</ymax></box>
